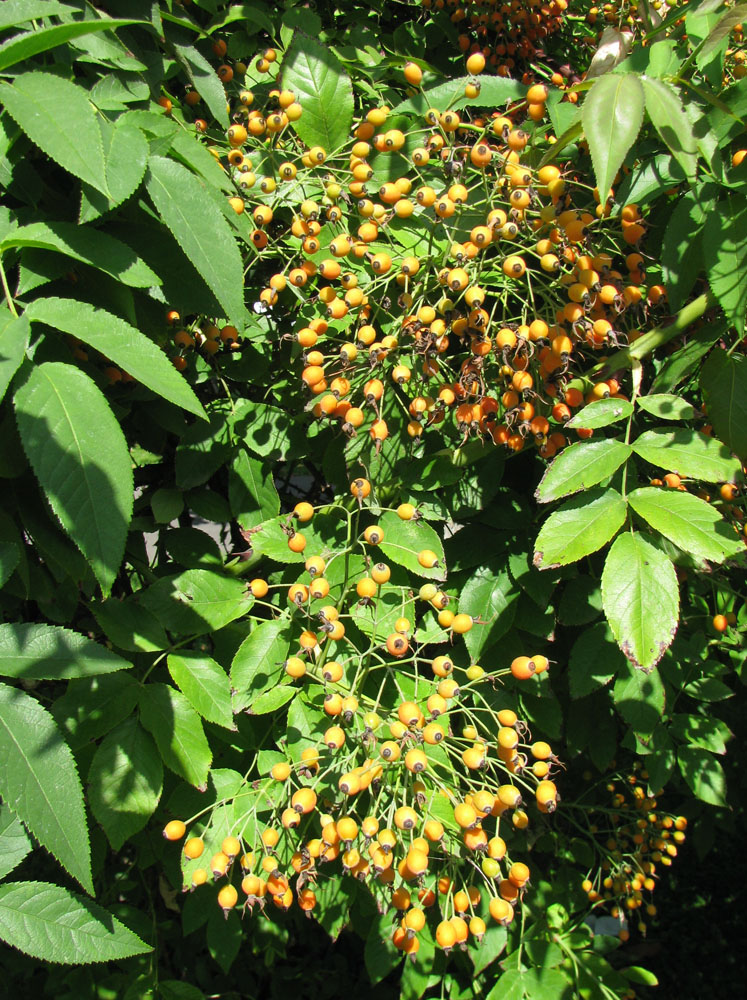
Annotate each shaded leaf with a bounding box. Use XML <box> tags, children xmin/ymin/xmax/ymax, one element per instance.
<box><xmin>632</xmin><ymin>427</ymin><xmax>741</xmax><ymax>482</ymax></box>
<box><xmin>678</xmin><ymin>746</ymin><xmax>727</xmax><ymax>805</ymax></box>
<box><xmin>0</xmin><ymin>803</ymin><xmax>32</xmax><ymax>880</ymax></box>
<box><xmin>139</xmin><ymin>683</ymin><xmax>211</xmax><ymax>789</ymax></box>
<box><xmin>14</xmin><ymin>363</ymin><xmax>133</xmax><ymax>594</ymax></box>
<box><xmin>138</xmin><ymin>570</ymin><xmax>252</xmax><ymax>637</ymax></box>
<box><xmin>88</xmin><ymin>719</ymin><xmax>163</xmax><ymax>850</ymax></box>
<box><xmin>0</xmin><ymin>622</ymin><xmax>130</xmax><ymax>680</ymax></box>
<box><xmin>0</xmin><ymin>683</ymin><xmax>92</xmax><ymax>893</ymax></box>
<box><xmin>642</xmin><ymin>77</ymin><xmax>698</xmax><ymax>182</ymax></box>
<box><xmin>700</xmin><ymin>348</ymin><xmax>747</xmax><ymax>462</ymax></box>
<box><xmin>168</xmin><ymin>651</ymin><xmax>234</xmax><ymax>728</ymax></box>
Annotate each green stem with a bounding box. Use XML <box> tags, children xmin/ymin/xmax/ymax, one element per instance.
<box><xmin>591</xmin><ymin>290</ymin><xmax>716</xmax><ymax>378</ymax></box>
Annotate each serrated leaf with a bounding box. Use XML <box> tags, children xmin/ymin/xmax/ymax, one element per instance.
<box><xmin>637</xmin><ymin>394</ymin><xmax>696</xmax><ymax>421</ymax></box>
<box><xmin>88</xmin><ymin>719</ymin><xmax>162</xmax><ymax>850</ymax></box>
<box><xmin>364</xmin><ymin>913</ymin><xmax>402</xmax><ymax>985</ymax></box>
<box><xmin>0</xmin><ymin>881</ymin><xmax>151</xmax><ymax>962</ymax></box>
<box><xmin>0</xmin><ymin>683</ymin><xmax>92</xmax><ymax>894</ymax></box>
<box><xmin>670</xmin><ymin>713</ymin><xmax>731</xmax><ymax>754</ymax></box>
<box><xmin>392</xmin><ymin>75</ymin><xmax>522</xmax><ymax>115</ymax></box>
<box><xmin>602</xmin><ymin>532</ymin><xmax>679</xmax><ymax>671</ymax></box>
<box><xmin>14</xmin><ymin>363</ymin><xmax>132</xmax><ymax>594</ymax></box>
<box><xmin>565</xmin><ymin>398</ymin><xmax>633</xmax><ymax>430</ymax></box>
<box><xmin>0</xmin><ymin>312</ymin><xmax>29</xmax><ymax>405</ymax></box>
<box><xmin>26</xmin><ymin>297</ymin><xmax>205</xmax><ymax>419</ymax></box>
<box><xmin>700</xmin><ymin>349</ymin><xmax>747</xmax><ymax>462</ymax></box>
<box><xmin>536</xmin><ymin>439</ymin><xmax>632</xmax><ymax>502</ymax></box>
<box><xmin>139</xmin><ymin>683</ymin><xmax>211</xmax><ymax>789</ymax></box>
<box><xmin>91</xmin><ymin>597</ymin><xmax>168</xmax><ymax>653</ymax></box>
<box><xmin>146</xmin><ymin>156</ymin><xmax>244</xmax><ymax>325</ymax></box>
<box><xmin>632</xmin><ymin>427</ymin><xmax>741</xmax><ymax>482</ymax></box>
<box><xmin>0</xmin><ymin>803</ymin><xmax>32</xmax><ymax>880</ymax></box>
<box><xmin>628</xmin><ymin>487</ymin><xmax>743</xmax><ymax>563</ymax></box>
<box><xmin>168</xmin><ymin>651</ymin><xmax>234</xmax><ymax>728</ymax></box>
<box><xmin>642</xmin><ymin>77</ymin><xmax>698</xmax><ymax>182</ymax></box>
<box><xmin>702</xmin><ymin>196</ymin><xmax>747</xmax><ymax>334</ymax></box>
<box><xmin>377</xmin><ymin>510</ymin><xmax>445</xmax><ymax>579</ymax></box>
<box><xmin>660</xmin><ymin>190</ymin><xmax>708</xmax><ymax>311</ymax></box>
<box><xmin>281</xmin><ymin>34</ymin><xmax>353</xmax><ymax>152</ymax></box>
<box><xmin>0</xmin><ymin>622</ymin><xmax>130</xmax><ymax>680</ymax></box>
<box><xmin>534</xmin><ymin>488</ymin><xmax>628</xmax><ymax>569</ymax></box>
<box><xmin>230</xmin><ymin>618</ymin><xmax>292</xmax><ymax>713</ymax></box>
<box><xmin>582</xmin><ymin>73</ymin><xmax>644</xmax><ymax>202</ymax></box>
<box><xmin>458</xmin><ymin>565</ymin><xmax>516</xmax><ymax>658</ymax></box>
<box><xmin>138</xmin><ymin>570</ymin><xmax>252</xmax><ymax>637</ymax></box>
<box><xmin>569</xmin><ymin>622</ymin><xmax>623</xmax><ymax>698</ymax></box>
<box><xmin>250</xmin><ymin>685</ymin><xmax>297</xmax><ymax>715</ymax></box>
<box><xmin>613</xmin><ymin>660</ymin><xmax>665</xmax><ymax>735</ymax></box>
<box><xmin>79</xmin><ymin>120</ymin><xmax>149</xmax><ymax>223</ymax></box>
<box><xmin>174</xmin><ymin>43</ymin><xmax>228</xmax><ymax>129</ymax></box>
<box><xmin>228</xmin><ymin>448</ymin><xmax>280</xmax><ymax>530</ymax></box>
<box><xmin>651</xmin><ymin>324</ymin><xmax>726</xmax><ymax>393</ymax></box>
<box><xmin>2</xmin><ymin>222</ymin><xmax>157</xmax><ymax>286</ymax></box>
<box><xmin>0</xmin><ymin>18</ymin><xmax>140</xmax><ymax>71</ymax></box>
<box><xmin>0</xmin><ymin>540</ymin><xmax>19</xmax><ymax>589</ymax></box>
<box><xmin>678</xmin><ymin>746</ymin><xmax>726</xmax><ymax>805</ymax></box>
<box><xmin>0</xmin><ymin>1</ymin><xmax>72</xmax><ymax>28</ymax></box>
<box><xmin>0</xmin><ymin>72</ymin><xmax>107</xmax><ymax>194</ymax></box>
<box><xmin>50</xmin><ymin>673</ymin><xmax>140</xmax><ymax>751</ymax></box>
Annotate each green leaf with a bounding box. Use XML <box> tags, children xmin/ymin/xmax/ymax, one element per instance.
<box><xmin>145</xmin><ymin>156</ymin><xmax>244</xmax><ymax>325</ymax></box>
<box><xmin>91</xmin><ymin>597</ymin><xmax>168</xmax><ymax>653</ymax></box>
<box><xmin>702</xmin><ymin>196</ymin><xmax>747</xmax><ymax>334</ymax></box>
<box><xmin>230</xmin><ymin>618</ymin><xmax>292</xmax><ymax>714</ymax></box>
<box><xmin>632</xmin><ymin>427</ymin><xmax>741</xmax><ymax>482</ymax></box>
<box><xmin>678</xmin><ymin>746</ymin><xmax>727</xmax><ymax>805</ymax></box>
<box><xmin>613</xmin><ymin>660</ymin><xmax>665</xmax><ymax>735</ymax></box>
<box><xmin>534</xmin><ymin>488</ymin><xmax>628</xmax><ymax>569</ymax></box>
<box><xmin>670</xmin><ymin>713</ymin><xmax>731</xmax><ymax>754</ymax></box>
<box><xmin>582</xmin><ymin>73</ymin><xmax>644</xmax><ymax>202</ymax></box>
<box><xmin>699</xmin><ymin>3</ymin><xmax>747</xmax><ymax>63</ymax></box>
<box><xmin>458</xmin><ymin>565</ymin><xmax>516</xmax><ymax>658</ymax></box>
<box><xmin>0</xmin><ymin>312</ymin><xmax>29</xmax><ymax>405</ymax></box>
<box><xmin>151</xmin><ymin>488</ymin><xmax>184</xmax><ymax>524</ymax></box>
<box><xmin>168</xmin><ymin>651</ymin><xmax>234</xmax><ymax>729</ymax></box>
<box><xmin>642</xmin><ymin>77</ymin><xmax>698</xmax><ymax>182</ymax></box>
<box><xmin>0</xmin><ymin>72</ymin><xmax>107</xmax><ymax>194</ymax></box>
<box><xmin>684</xmin><ymin>676</ymin><xmax>733</xmax><ymax>702</ymax></box>
<box><xmin>602</xmin><ymin>532</ymin><xmax>679</xmax><ymax>671</ymax></box>
<box><xmin>377</xmin><ymin>510</ymin><xmax>445</xmax><ymax>579</ymax></box>
<box><xmin>0</xmin><ymin>803</ymin><xmax>32</xmax><ymax>880</ymax></box>
<box><xmin>660</xmin><ymin>189</ymin><xmax>708</xmax><ymax>311</ymax></box>
<box><xmin>0</xmin><ymin>1</ymin><xmax>72</xmax><ymax>28</ymax></box>
<box><xmin>0</xmin><ymin>540</ymin><xmax>19</xmax><ymax>589</ymax></box>
<box><xmin>139</xmin><ymin>683</ymin><xmax>211</xmax><ymax>790</ymax></box>
<box><xmin>51</xmin><ymin>673</ymin><xmax>140</xmax><ymax>751</ymax></box>
<box><xmin>536</xmin><ymin>439</ymin><xmax>632</xmax><ymax>503</ymax></box>
<box><xmin>174</xmin><ymin>43</ymin><xmax>229</xmax><ymax>129</ymax></box>
<box><xmin>637</xmin><ymin>393</ymin><xmax>696</xmax><ymax>421</ymax></box>
<box><xmin>88</xmin><ymin>719</ymin><xmax>162</xmax><ymax>850</ymax></box>
<box><xmin>0</xmin><ymin>622</ymin><xmax>130</xmax><ymax>679</ymax></box>
<box><xmin>0</xmin><ymin>881</ymin><xmax>151</xmax><ymax>962</ymax></box>
<box><xmin>628</xmin><ymin>487</ymin><xmax>743</xmax><ymax>563</ymax></box>
<box><xmin>622</xmin><ymin>968</ymin><xmax>659</xmax><ymax>987</ymax></box>
<box><xmin>700</xmin><ymin>349</ymin><xmax>747</xmax><ymax>462</ymax></box>
<box><xmin>79</xmin><ymin>120</ymin><xmax>149</xmax><ymax>223</ymax></box>
<box><xmin>569</xmin><ymin>621</ymin><xmax>623</xmax><ymax>697</ymax></box>
<box><xmin>0</xmin><ymin>20</ymin><xmax>140</xmax><ymax>73</ymax></box>
<box><xmin>0</xmin><ymin>683</ymin><xmax>92</xmax><ymax>894</ymax></box>
<box><xmin>281</xmin><ymin>34</ymin><xmax>354</xmax><ymax>152</ymax></box>
<box><xmin>364</xmin><ymin>913</ymin><xmax>402</xmax><ymax>985</ymax></box>
<box><xmin>250</xmin><ymin>685</ymin><xmax>297</xmax><ymax>715</ymax></box>
<box><xmin>175</xmin><ymin>401</ymin><xmax>233</xmax><ymax>488</ymax></box>
<box><xmin>651</xmin><ymin>323</ymin><xmax>726</xmax><ymax>393</ymax></box>
<box><xmin>3</xmin><ymin>223</ymin><xmax>158</xmax><ymax>287</ymax></box>
<box><xmin>138</xmin><ymin>570</ymin><xmax>252</xmax><ymax>637</ymax></box>
<box><xmin>14</xmin><ymin>363</ymin><xmax>133</xmax><ymax>595</ymax></box>
<box><xmin>565</xmin><ymin>398</ymin><xmax>633</xmax><ymax>430</ymax></box>
<box><xmin>392</xmin><ymin>75</ymin><xmax>522</xmax><ymax>115</ymax></box>
<box><xmin>228</xmin><ymin>448</ymin><xmax>280</xmax><ymax>530</ymax></box>
<box><xmin>25</xmin><ymin>298</ymin><xmax>206</xmax><ymax>419</ymax></box>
